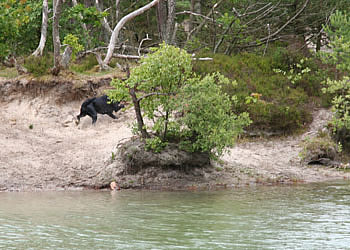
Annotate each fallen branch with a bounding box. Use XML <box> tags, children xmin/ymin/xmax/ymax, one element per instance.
<box><xmin>113</xmin><ymin>54</ymin><xmax>141</xmax><ymax>59</ymax></box>
<box><xmin>78</xmin><ymin>49</ymin><xmax>213</xmax><ymax>62</ymax></box>
<box><xmin>192</xmin><ymin>57</ymin><xmax>213</xmax><ymax>61</ymax></box>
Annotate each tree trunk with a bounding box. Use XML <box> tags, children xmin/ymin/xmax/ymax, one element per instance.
<box><xmin>52</xmin><ymin>0</ymin><xmax>63</xmax><ymax>75</ymax></box>
<box><xmin>101</xmin><ymin>0</ymin><xmax>161</xmax><ymax>69</ymax></box>
<box><xmin>157</xmin><ymin>0</ymin><xmax>176</xmax><ymax>44</ymax></box>
<box><xmin>115</xmin><ymin>0</ymin><xmax>121</xmax><ymax>22</ymax></box>
<box><xmin>32</xmin><ymin>0</ymin><xmax>48</xmax><ymax>57</ymax></box>
<box><xmin>316</xmin><ymin>24</ymin><xmax>322</xmax><ymax>52</ymax></box>
<box><xmin>130</xmin><ymin>88</ymin><xmax>149</xmax><ymax>139</ymax></box>
<box><xmin>157</xmin><ymin>0</ymin><xmax>167</xmax><ymax>42</ymax></box>
<box><xmin>163</xmin><ymin>110</ymin><xmax>169</xmax><ymax>141</ymax></box>
<box><xmin>165</xmin><ymin>0</ymin><xmax>176</xmax><ymax>44</ymax></box>
<box><xmin>61</xmin><ymin>46</ymin><xmax>72</xmax><ymax>69</ymax></box>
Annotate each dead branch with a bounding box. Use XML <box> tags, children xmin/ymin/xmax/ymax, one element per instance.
<box><xmin>185</xmin><ymin>0</ymin><xmax>224</xmax><ymax>42</ymax></box>
<box><xmin>102</xmin><ymin>0</ymin><xmax>161</xmax><ymax>68</ymax></box>
<box><xmin>258</xmin><ymin>0</ymin><xmax>310</xmax><ymax>43</ymax></box>
<box><xmin>138</xmin><ymin>34</ymin><xmax>152</xmax><ymax>57</ymax></box>
<box><xmin>176</xmin><ymin>10</ymin><xmax>213</xmax><ymax>21</ymax></box>
<box><xmin>215</xmin><ymin>2</ymin><xmax>279</xmax><ymax>53</ymax></box>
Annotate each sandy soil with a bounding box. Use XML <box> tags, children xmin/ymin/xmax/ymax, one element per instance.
<box><xmin>222</xmin><ymin>109</ymin><xmax>350</xmax><ymax>184</ymax></box>
<box><xmin>1</xmin><ymin>96</ymin><xmax>349</xmax><ymax>191</ymax></box>
<box><xmin>0</xmin><ymin>96</ymin><xmax>133</xmax><ymax>191</ymax></box>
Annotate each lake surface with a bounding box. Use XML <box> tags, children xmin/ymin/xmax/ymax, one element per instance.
<box><xmin>1</xmin><ymin>182</ymin><xmax>350</xmax><ymax>249</ymax></box>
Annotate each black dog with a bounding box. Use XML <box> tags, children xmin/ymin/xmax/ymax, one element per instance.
<box><xmin>77</xmin><ymin>95</ymin><xmax>125</xmax><ymax>124</ymax></box>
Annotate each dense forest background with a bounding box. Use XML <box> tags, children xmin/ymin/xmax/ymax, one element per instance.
<box><xmin>1</xmin><ymin>0</ymin><xmax>350</xmax><ymax>139</ymax></box>
<box><xmin>1</xmin><ymin>0</ymin><xmax>349</xmax><ymax>60</ymax></box>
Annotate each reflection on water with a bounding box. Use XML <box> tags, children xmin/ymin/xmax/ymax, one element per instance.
<box><xmin>1</xmin><ymin>182</ymin><xmax>350</xmax><ymax>249</ymax></box>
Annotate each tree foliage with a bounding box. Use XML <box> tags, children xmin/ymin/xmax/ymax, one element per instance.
<box><xmin>321</xmin><ymin>11</ymin><xmax>350</xmax><ymax>72</ymax></box>
<box><xmin>62</xmin><ymin>34</ymin><xmax>84</xmax><ymax>60</ymax></box>
<box><xmin>1</xmin><ymin>0</ymin><xmax>350</xmax><ymax>68</ymax></box>
<box><xmin>175</xmin><ymin>73</ymin><xmax>251</xmax><ymax>156</ymax></box>
<box><xmin>321</xmin><ymin>11</ymin><xmax>350</xmax><ymax>147</ymax></box>
<box><xmin>109</xmin><ymin>43</ymin><xmax>251</xmax><ymax>157</ymax></box>
<box><xmin>0</xmin><ymin>0</ymin><xmax>42</xmax><ymax>59</ymax></box>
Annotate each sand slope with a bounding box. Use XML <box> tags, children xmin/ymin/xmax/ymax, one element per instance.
<box><xmin>0</xmin><ymin>97</ymin><xmax>349</xmax><ymax>191</ymax></box>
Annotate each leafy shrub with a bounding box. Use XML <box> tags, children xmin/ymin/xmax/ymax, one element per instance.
<box><xmin>24</xmin><ymin>54</ymin><xmax>53</xmax><ymax>77</ymax></box>
<box><xmin>320</xmin><ymin>11</ymin><xmax>350</xmax><ymax>149</ymax></box>
<box><xmin>109</xmin><ymin>43</ymin><xmax>251</xmax><ymax>158</ymax></box>
<box><xmin>322</xmin><ymin>77</ymin><xmax>350</xmax><ymax>148</ymax></box>
<box><xmin>193</xmin><ymin>48</ymin><xmax>318</xmax><ymax>134</ymax></box>
<box><xmin>62</xmin><ymin>34</ymin><xmax>84</xmax><ymax>61</ymax></box>
<box><xmin>145</xmin><ymin>137</ymin><xmax>168</xmax><ymax>153</ymax></box>
<box><xmin>247</xmin><ymin>102</ymin><xmax>311</xmax><ymax>133</ymax></box>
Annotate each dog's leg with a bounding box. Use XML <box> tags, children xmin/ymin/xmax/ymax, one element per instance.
<box><xmin>76</xmin><ymin>112</ymin><xmax>86</xmax><ymax>125</ymax></box>
<box><xmin>107</xmin><ymin>113</ymin><xmax>117</xmax><ymax>119</ymax></box>
<box><xmin>76</xmin><ymin>112</ymin><xmax>85</xmax><ymax>121</ymax></box>
<box><xmin>86</xmin><ymin>104</ymin><xmax>98</xmax><ymax>124</ymax></box>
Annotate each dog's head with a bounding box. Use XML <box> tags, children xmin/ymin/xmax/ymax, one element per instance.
<box><xmin>113</xmin><ymin>102</ymin><xmax>125</xmax><ymax>112</ymax></box>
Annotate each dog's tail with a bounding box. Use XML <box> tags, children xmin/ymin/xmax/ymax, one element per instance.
<box><xmin>81</xmin><ymin>97</ymin><xmax>96</xmax><ymax>109</ymax></box>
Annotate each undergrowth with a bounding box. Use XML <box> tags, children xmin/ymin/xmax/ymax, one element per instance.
<box><xmin>70</xmin><ymin>54</ymin><xmax>98</xmax><ymax>73</ymax></box>
<box><xmin>24</xmin><ymin>54</ymin><xmax>53</xmax><ymax>77</ymax></box>
<box><xmin>193</xmin><ymin>46</ymin><xmax>330</xmax><ymax>134</ymax></box>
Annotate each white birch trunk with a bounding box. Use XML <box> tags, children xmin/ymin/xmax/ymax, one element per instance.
<box><xmin>52</xmin><ymin>0</ymin><xmax>63</xmax><ymax>75</ymax></box>
<box><xmin>32</xmin><ymin>0</ymin><xmax>49</xmax><ymax>57</ymax></box>
<box><xmin>101</xmin><ymin>0</ymin><xmax>161</xmax><ymax>69</ymax></box>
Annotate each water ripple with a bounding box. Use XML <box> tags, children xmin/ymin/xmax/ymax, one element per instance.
<box><xmin>0</xmin><ymin>182</ymin><xmax>349</xmax><ymax>249</ymax></box>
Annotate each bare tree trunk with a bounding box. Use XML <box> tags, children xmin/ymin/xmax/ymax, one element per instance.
<box><xmin>157</xmin><ymin>0</ymin><xmax>167</xmax><ymax>41</ymax></box>
<box><xmin>101</xmin><ymin>0</ymin><xmax>161</xmax><ymax>70</ymax></box>
<box><xmin>157</xmin><ymin>0</ymin><xmax>176</xmax><ymax>44</ymax></box>
<box><xmin>115</xmin><ymin>0</ymin><xmax>121</xmax><ymax>21</ymax></box>
<box><xmin>316</xmin><ymin>24</ymin><xmax>322</xmax><ymax>52</ymax></box>
<box><xmin>52</xmin><ymin>0</ymin><xmax>63</xmax><ymax>75</ymax></box>
<box><xmin>32</xmin><ymin>0</ymin><xmax>48</xmax><ymax>57</ymax></box>
<box><xmin>61</xmin><ymin>46</ymin><xmax>72</xmax><ymax>69</ymax></box>
<box><xmin>165</xmin><ymin>0</ymin><xmax>176</xmax><ymax>44</ymax></box>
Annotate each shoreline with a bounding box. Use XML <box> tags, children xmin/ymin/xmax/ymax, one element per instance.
<box><xmin>1</xmin><ymin>78</ymin><xmax>349</xmax><ymax>192</ymax></box>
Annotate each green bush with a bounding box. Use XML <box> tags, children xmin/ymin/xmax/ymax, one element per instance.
<box><xmin>24</xmin><ymin>54</ymin><xmax>53</xmax><ymax>77</ymax></box>
<box><xmin>247</xmin><ymin>102</ymin><xmax>311</xmax><ymax>133</ymax></box>
<box><xmin>320</xmin><ymin>11</ymin><xmax>350</xmax><ymax>149</ymax></box>
<box><xmin>109</xmin><ymin>44</ymin><xmax>251</xmax><ymax>158</ymax></box>
<box><xmin>145</xmin><ymin>137</ymin><xmax>168</xmax><ymax>153</ymax></box>
<box><xmin>193</xmin><ymin>48</ymin><xmax>323</xmax><ymax>134</ymax></box>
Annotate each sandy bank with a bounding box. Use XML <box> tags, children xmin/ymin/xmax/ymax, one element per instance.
<box><xmin>0</xmin><ymin>79</ymin><xmax>349</xmax><ymax>191</ymax></box>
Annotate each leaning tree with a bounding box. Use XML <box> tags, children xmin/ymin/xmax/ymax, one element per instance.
<box><xmin>108</xmin><ymin>43</ymin><xmax>251</xmax><ymax>158</ymax></box>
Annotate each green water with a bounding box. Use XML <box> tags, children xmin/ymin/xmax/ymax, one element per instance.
<box><xmin>1</xmin><ymin>182</ymin><xmax>350</xmax><ymax>249</ymax></box>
